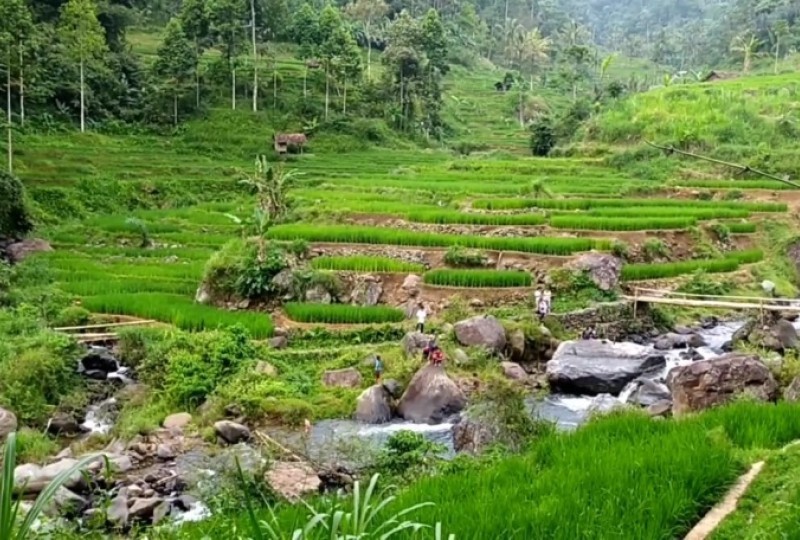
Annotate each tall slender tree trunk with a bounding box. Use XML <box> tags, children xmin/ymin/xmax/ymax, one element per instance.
<box><xmin>19</xmin><ymin>48</ymin><xmax>24</xmax><ymax>127</ymax></box>
<box><xmin>366</xmin><ymin>23</ymin><xmax>372</xmax><ymax>80</ymax></box>
<box><xmin>6</xmin><ymin>47</ymin><xmax>12</xmax><ymax>174</ymax></box>
<box><xmin>303</xmin><ymin>69</ymin><xmax>307</xmax><ymax>99</ymax></box>
<box><xmin>518</xmin><ymin>87</ymin><xmax>524</xmax><ymax>128</ymax></box>
<box><xmin>505</xmin><ymin>0</ymin><xmax>509</xmax><ymax>21</ymax></box>
<box><xmin>774</xmin><ymin>40</ymin><xmax>780</xmax><ymax>74</ymax></box>
<box><xmin>343</xmin><ymin>79</ymin><xmax>347</xmax><ymax>115</ymax></box>
<box><xmin>79</xmin><ymin>56</ymin><xmax>85</xmax><ymax>133</ymax></box>
<box><xmin>250</xmin><ymin>0</ymin><xmax>258</xmax><ymax>112</ymax></box>
<box><xmin>232</xmin><ymin>68</ymin><xmax>236</xmax><ymax>110</ymax></box>
<box><xmin>273</xmin><ymin>64</ymin><xmax>277</xmax><ymax>110</ymax></box>
<box><xmin>530</xmin><ymin>73</ymin><xmax>534</xmax><ymax>91</ymax></box>
<box><xmin>195</xmin><ymin>40</ymin><xmax>200</xmax><ymax>108</ymax></box>
<box><xmin>324</xmin><ymin>68</ymin><xmax>329</xmax><ymax>120</ymax></box>
<box><xmin>174</xmin><ymin>93</ymin><xmax>178</xmax><ymax>125</ymax></box>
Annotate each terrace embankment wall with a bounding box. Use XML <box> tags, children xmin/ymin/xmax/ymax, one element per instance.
<box><xmin>553</xmin><ymin>301</ymin><xmax>662</xmax><ymax>341</ymax></box>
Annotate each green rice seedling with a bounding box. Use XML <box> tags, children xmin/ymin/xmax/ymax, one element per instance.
<box><xmin>423</xmin><ymin>269</ymin><xmax>532</xmax><ymax>288</ymax></box>
<box><xmin>550</xmin><ymin>216</ymin><xmax>695</xmax><ymax>231</ymax></box>
<box><xmin>310</xmin><ymin>256</ymin><xmax>425</xmax><ymax>273</ymax></box>
<box><xmin>473</xmin><ymin>197</ymin><xmax>787</xmax><ymax>212</ymax></box>
<box><xmin>670</xmin><ymin>179</ymin><xmax>797</xmax><ymax>190</ymax></box>
<box><xmin>588</xmin><ymin>207</ymin><xmax>750</xmax><ymax>220</ymax></box>
<box><xmin>80</xmin><ymin>293</ymin><xmax>273</xmax><ymax>337</ymax></box>
<box><xmin>284</xmin><ymin>303</ymin><xmax>405</xmax><ymax>324</ymax></box>
<box><xmin>267</xmin><ymin>224</ymin><xmax>609</xmax><ymax>255</ymax></box>
<box><xmin>725</xmin><ymin>222</ymin><xmax>757</xmax><ymax>234</ymax></box>
<box><xmin>620</xmin><ymin>250</ymin><xmax>763</xmax><ymax>281</ymax></box>
<box><xmin>405</xmin><ymin>210</ymin><xmax>546</xmax><ymax>226</ymax></box>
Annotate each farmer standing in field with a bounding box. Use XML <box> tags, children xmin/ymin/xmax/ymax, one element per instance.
<box><xmin>374</xmin><ymin>354</ymin><xmax>384</xmax><ymax>383</ymax></box>
<box><xmin>415</xmin><ymin>303</ymin><xmax>428</xmax><ymax>333</ymax></box>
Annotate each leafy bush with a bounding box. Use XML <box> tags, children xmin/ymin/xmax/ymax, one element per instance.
<box><xmin>235</xmin><ymin>245</ymin><xmax>288</xmax><ymax>300</ymax></box>
<box><xmin>643</xmin><ymin>238</ymin><xmax>669</xmax><ymax>261</ymax></box>
<box><xmin>374</xmin><ymin>431</ymin><xmax>446</xmax><ymax>480</ymax></box>
<box><xmin>710</xmin><ymin>223</ymin><xmax>731</xmax><ymax>243</ymax></box>
<box><xmin>424</xmin><ymin>269</ymin><xmax>531</xmax><ymax>288</ymax></box>
<box><xmin>444</xmin><ymin>245</ymin><xmax>488</xmax><ymax>268</ymax></box>
<box><xmin>311</xmin><ymin>256</ymin><xmax>424</xmax><ymax>273</ymax></box>
<box><xmin>530</xmin><ymin>115</ymin><xmax>556</xmax><ymax>156</ymax></box>
<box><xmin>53</xmin><ymin>306</ymin><xmax>91</xmax><ymax>328</ymax></box>
<box><xmin>677</xmin><ymin>270</ymin><xmax>733</xmax><ymax>296</ymax></box>
<box><xmin>0</xmin><ymin>171</ymin><xmax>33</xmax><ymax>239</ymax></box>
<box><xmin>611</xmin><ymin>240</ymin><xmax>629</xmax><ymax>260</ymax></box>
<box><xmin>284</xmin><ymin>303</ymin><xmax>406</xmax><ymax>324</ymax></box>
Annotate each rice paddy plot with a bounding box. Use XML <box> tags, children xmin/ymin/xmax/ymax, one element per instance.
<box><xmin>283</xmin><ymin>303</ymin><xmax>406</xmax><ymax>324</ymax></box>
<box><xmin>267</xmin><ymin>224</ymin><xmax>610</xmax><ymax>255</ymax></box>
<box><xmin>587</xmin><ymin>207</ymin><xmax>751</xmax><ymax>220</ymax></box>
<box><xmin>473</xmin><ymin>197</ymin><xmax>787</xmax><ymax>212</ymax></box>
<box><xmin>621</xmin><ymin>250</ymin><xmax>764</xmax><ymax>281</ymax></box>
<box><xmin>310</xmin><ymin>256</ymin><xmax>425</xmax><ymax>273</ymax></box>
<box><xmin>550</xmin><ymin>215</ymin><xmax>695</xmax><ymax>231</ymax></box>
<box><xmin>424</xmin><ymin>269</ymin><xmax>532</xmax><ymax>288</ymax></box>
<box><xmin>81</xmin><ymin>293</ymin><xmax>274</xmax><ymax>338</ymax></box>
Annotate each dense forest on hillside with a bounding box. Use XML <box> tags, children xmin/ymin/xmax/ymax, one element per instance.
<box><xmin>1</xmin><ymin>0</ymin><xmax>798</xmax><ymax>150</ymax></box>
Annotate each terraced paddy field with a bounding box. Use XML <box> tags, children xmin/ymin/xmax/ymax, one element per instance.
<box><xmin>13</xmin><ymin>106</ymin><xmax>796</xmax><ymax>334</ymax></box>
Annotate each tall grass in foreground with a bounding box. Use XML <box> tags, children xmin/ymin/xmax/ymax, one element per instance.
<box><xmin>424</xmin><ymin>269</ymin><xmax>531</xmax><ymax>288</ymax></box>
<box><xmin>267</xmin><ymin>224</ymin><xmax>609</xmax><ymax>255</ymax></box>
<box><xmin>81</xmin><ymin>293</ymin><xmax>274</xmax><ymax>338</ymax></box>
<box><xmin>550</xmin><ymin>215</ymin><xmax>695</xmax><ymax>231</ymax></box>
<box><xmin>622</xmin><ymin>250</ymin><xmax>763</xmax><ymax>281</ymax></box>
<box><xmin>284</xmin><ymin>303</ymin><xmax>405</xmax><ymax>324</ymax></box>
<box><xmin>311</xmin><ymin>256</ymin><xmax>425</xmax><ymax>273</ymax></box>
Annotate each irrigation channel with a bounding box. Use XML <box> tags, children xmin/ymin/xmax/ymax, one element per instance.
<box><xmin>287</xmin><ymin>318</ymin><xmax>787</xmax><ymax>467</ymax></box>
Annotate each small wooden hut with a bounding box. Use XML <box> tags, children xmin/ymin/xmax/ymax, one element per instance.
<box><xmin>274</xmin><ymin>133</ymin><xmax>308</xmax><ymax>155</ymax></box>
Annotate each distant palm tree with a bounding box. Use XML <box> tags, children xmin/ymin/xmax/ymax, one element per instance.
<box><xmin>730</xmin><ymin>32</ymin><xmax>762</xmax><ymax>73</ymax></box>
<box><xmin>521</xmin><ymin>28</ymin><xmax>552</xmax><ymax>89</ymax></box>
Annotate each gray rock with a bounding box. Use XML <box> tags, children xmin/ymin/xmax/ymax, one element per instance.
<box><xmin>401</xmin><ymin>331</ymin><xmax>435</xmax><ymax>358</ymax></box>
<box><xmin>157</xmin><ymin>444</ymin><xmax>176</xmax><ymax>461</ymax></box>
<box><xmin>453</xmin><ymin>315</ymin><xmax>507</xmax><ymax>354</ymax></box>
<box><xmin>268</xmin><ymin>336</ymin><xmax>289</xmax><ymax>349</ymax></box>
<box><xmin>15</xmin><ymin>459</ymin><xmax>87</xmax><ymax>494</ymax></box>
<box><xmin>546</xmin><ymin>340</ymin><xmax>666</xmax><ymax>395</ymax></box>
<box><xmin>0</xmin><ymin>407</ymin><xmax>17</xmax><ymax>441</ymax></box>
<box><xmin>195</xmin><ymin>284</ymin><xmax>212</xmax><ymax>304</ymax></box>
<box><xmin>452</xmin><ymin>409</ymin><xmax>500</xmax><ymax>454</ymax></box>
<box><xmin>81</xmin><ymin>346</ymin><xmax>119</xmax><ymax>373</ymax></box>
<box><xmin>647</xmin><ymin>400</ymin><xmax>673</xmax><ymax>418</ymax></box>
<box><xmin>397</xmin><ymin>365</ymin><xmax>467</xmax><ymax>424</ymax></box>
<box><xmin>566</xmin><ymin>253</ymin><xmax>622</xmax><ymax>291</ymax></box>
<box><xmin>401</xmin><ymin>274</ymin><xmax>422</xmax><ymax>297</ymax></box>
<box><xmin>214</xmin><ymin>421</ymin><xmax>251</xmax><ymax>444</ymax></box>
<box><xmin>129</xmin><ymin>497</ymin><xmax>164</xmax><ymax>520</ymax></box>
<box><xmin>47</xmin><ymin>413</ymin><xmax>82</xmax><ymax>436</ymax></box>
<box><xmin>255</xmin><ymin>361</ymin><xmax>278</xmax><ymax>376</ymax></box>
<box><xmin>588</xmin><ymin>394</ymin><xmax>626</xmax><ymax>415</ymax></box>
<box><xmin>322</xmin><ymin>368</ymin><xmax>363</xmax><ymax>388</ymax></box>
<box><xmin>305</xmin><ymin>284</ymin><xmax>332</xmax><ymax>304</ymax></box>
<box><xmin>6</xmin><ymin>239</ymin><xmax>53</xmax><ymax>263</ymax></box>
<box><xmin>153</xmin><ymin>502</ymin><xmax>171</xmax><ymax>525</ymax></box>
<box><xmin>354</xmin><ymin>386</ymin><xmax>393</xmax><ymax>424</ymax></box>
<box><xmin>163</xmin><ymin>412</ymin><xmax>192</xmax><ymax>430</ymax></box>
<box><xmin>107</xmin><ymin>494</ymin><xmax>129</xmax><ymax>528</ymax></box>
<box><xmin>271</xmin><ymin>269</ymin><xmax>294</xmax><ymax>295</ymax></box>
<box><xmin>51</xmin><ymin>487</ymin><xmax>88</xmax><ymax>515</ymax></box>
<box><xmin>624</xmin><ymin>379</ymin><xmax>672</xmax><ymax>407</ymax></box>
<box><xmin>501</xmin><ymin>361</ymin><xmax>527</xmax><ymax>381</ymax></box>
<box><xmin>453</xmin><ymin>349</ymin><xmax>469</xmax><ymax>366</ymax></box>
<box><xmin>507</xmin><ymin>328</ymin><xmax>527</xmax><ymax>362</ymax></box>
<box><xmin>382</xmin><ymin>379</ymin><xmax>403</xmax><ymax>400</ymax></box>
<box><xmin>653</xmin><ymin>332</ymin><xmax>706</xmax><ymax>350</ymax></box>
<box><xmin>350</xmin><ymin>276</ymin><xmax>383</xmax><ymax>306</ymax></box>
<box><xmin>785</xmin><ymin>376</ymin><xmax>800</xmax><ymax>402</ymax></box>
<box><xmin>668</xmin><ymin>353</ymin><xmax>778</xmax><ymax>415</ymax></box>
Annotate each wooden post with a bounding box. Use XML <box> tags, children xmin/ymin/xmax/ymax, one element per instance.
<box><xmin>632</xmin><ymin>287</ymin><xmax>638</xmax><ymax>319</ymax></box>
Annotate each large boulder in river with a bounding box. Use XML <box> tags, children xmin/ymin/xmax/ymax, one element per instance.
<box><xmin>622</xmin><ymin>378</ymin><xmax>671</xmax><ymax>407</ymax></box>
<box><xmin>667</xmin><ymin>353</ymin><xmax>778</xmax><ymax>415</ymax></box>
<box><xmin>80</xmin><ymin>346</ymin><xmax>119</xmax><ymax>373</ymax></box>
<box><xmin>546</xmin><ymin>340</ymin><xmax>666</xmax><ymax>395</ymax></box>
<box><xmin>0</xmin><ymin>407</ymin><xmax>17</xmax><ymax>441</ymax></box>
<box><xmin>653</xmin><ymin>332</ymin><xmax>706</xmax><ymax>350</ymax></box>
<box><xmin>214</xmin><ymin>421</ymin><xmax>251</xmax><ymax>444</ymax></box>
<box><xmin>322</xmin><ymin>368</ymin><xmax>363</xmax><ymax>388</ymax></box>
<box><xmin>566</xmin><ymin>253</ymin><xmax>622</xmax><ymax>291</ymax></box>
<box><xmin>732</xmin><ymin>316</ymin><xmax>798</xmax><ymax>353</ymax></box>
<box><xmin>454</xmin><ymin>315</ymin><xmax>506</xmax><ymax>354</ymax></box>
<box><xmin>15</xmin><ymin>459</ymin><xmax>88</xmax><ymax>494</ymax></box>
<box><xmin>397</xmin><ymin>365</ymin><xmax>466</xmax><ymax>424</ymax></box>
<box><xmin>354</xmin><ymin>385</ymin><xmax>393</xmax><ymax>424</ymax></box>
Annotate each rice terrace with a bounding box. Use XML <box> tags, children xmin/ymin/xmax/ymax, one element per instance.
<box><xmin>1</xmin><ymin>0</ymin><xmax>800</xmax><ymax>539</ymax></box>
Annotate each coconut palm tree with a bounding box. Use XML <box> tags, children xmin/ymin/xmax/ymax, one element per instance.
<box><xmin>521</xmin><ymin>28</ymin><xmax>552</xmax><ymax>89</ymax></box>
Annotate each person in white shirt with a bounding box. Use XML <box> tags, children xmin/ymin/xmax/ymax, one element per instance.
<box><xmin>415</xmin><ymin>303</ymin><xmax>427</xmax><ymax>333</ymax></box>
<box><xmin>543</xmin><ymin>289</ymin><xmax>552</xmax><ymax>313</ymax></box>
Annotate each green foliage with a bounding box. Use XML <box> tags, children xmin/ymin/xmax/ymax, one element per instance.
<box><xmin>473</xmin><ymin>197</ymin><xmax>786</xmax><ymax>212</ymax></box>
<box><xmin>153</xmin><ymin>18</ymin><xmax>198</xmax><ymax>123</ymax></box>
<box><xmin>374</xmin><ymin>431</ymin><xmax>446</xmax><ymax>481</ymax></box>
<box><xmin>677</xmin><ymin>270</ymin><xmax>734</xmax><ymax>296</ymax></box>
<box><xmin>0</xmin><ymin>172</ymin><xmax>33</xmax><ymax>239</ymax></box>
<box><xmin>611</xmin><ymin>240</ymin><xmax>629</xmax><ymax>260</ymax></box>
<box><xmin>621</xmin><ymin>250</ymin><xmax>764</xmax><ymax>281</ymax></box>
<box><xmin>267</xmin><ymin>224</ymin><xmax>610</xmax><ymax>255</ymax></box>
<box><xmin>14</xmin><ymin>428</ymin><xmax>59</xmax><ymax>464</ymax></box>
<box><xmin>444</xmin><ymin>246</ymin><xmax>487</xmax><ymax>268</ymax></box>
<box><xmin>405</xmin><ymin>210</ymin><xmax>546</xmax><ymax>226</ymax></box>
<box><xmin>550</xmin><ymin>215</ymin><xmax>695</xmax><ymax>231</ymax></box>
<box><xmin>710</xmin><ymin>223</ymin><xmax>731</xmax><ymax>243</ymax></box>
<box><xmin>284</xmin><ymin>303</ymin><xmax>405</xmax><ymax>324</ymax></box>
<box><xmin>643</xmin><ymin>238</ymin><xmax>669</xmax><ymax>261</ymax></box>
<box><xmin>311</xmin><ymin>256</ymin><xmax>424</xmax><ymax>273</ymax></box>
<box><xmin>53</xmin><ymin>306</ymin><xmax>91</xmax><ymax>328</ymax></box>
<box><xmin>530</xmin><ymin>115</ymin><xmax>557</xmax><ymax>156</ymax></box>
<box><xmin>424</xmin><ymin>269</ymin><xmax>531</xmax><ymax>288</ymax></box>
<box><xmin>235</xmin><ymin>245</ymin><xmax>288</xmax><ymax>300</ymax></box>
<box><xmin>727</xmin><ymin>222</ymin><xmax>757</xmax><ymax>234</ymax></box>
<box><xmin>1</xmin><ymin>432</ymin><xmax>101</xmax><ymax>540</ymax></box>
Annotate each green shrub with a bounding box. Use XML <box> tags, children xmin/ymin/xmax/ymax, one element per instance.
<box><xmin>611</xmin><ymin>240</ymin><xmax>629</xmax><ymax>260</ymax></box>
<box><xmin>710</xmin><ymin>223</ymin><xmax>731</xmax><ymax>243</ymax></box>
<box><xmin>724</xmin><ymin>190</ymin><xmax>744</xmax><ymax>200</ymax></box>
<box><xmin>374</xmin><ymin>431</ymin><xmax>446</xmax><ymax>481</ymax></box>
<box><xmin>267</xmin><ymin>224</ymin><xmax>610</xmax><ymax>255</ymax></box>
<box><xmin>15</xmin><ymin>428</ymin><xmax>59</xmax><ymax>464</ymax></box>
<box><xmin>311</xmin><ymin>256</ymin><xmax>424</xmax><ymax>273</ymax></box>
<box><xmin>677</xmin><ymin>270</ymin><xmax>733</xmax><ymax>296</ymax></box>
<box><xmin>444</xmin><ymin>245</ymin><xmax>488</xmax><ymax>268</ymax></box>
<box><xmin>424</xmin><ymin>269</ymin><xmax>531</xmax><ymax>288</ymax></box>
<box><xmin>530</xmin><ymin>115</ymin><xmax>557</xmax><ymax>156</ymax></box>
<box><xmin>0</xmin><ymin>171</ymin><xmax>33</xmax><ymax>239</ymax></box>
<box><xmin>53</xmin><ymin>306</ymin><xmax>91</xmax><ymax>328</ymax></box>
<box><xmin>550</xmin><ymin>216</ymin><xmax>695</xmax><ymax>231</ymax></box>
<box><xmin>643</xmin><ymin>238</ymin><xmax>669</xmax><ymax>261</ymax></box>
<box><xmin>284</xmin><ymin>303</ymin><xmax>405</xmax><ymax>324</ymax></box>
